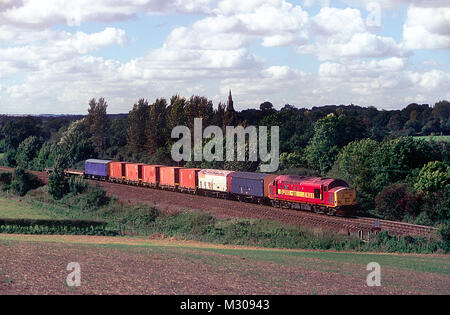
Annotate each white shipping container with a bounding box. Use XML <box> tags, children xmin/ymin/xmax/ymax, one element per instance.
<box><xmin>198</xmin><ymin>169</ymin><xmax>234</xmax><ymax>192</ymax></box>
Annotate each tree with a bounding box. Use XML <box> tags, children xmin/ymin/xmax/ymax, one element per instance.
<box><xmin>372</xmin><ymin>137</ymin><xmax>433</xmax><ymax>192</ymax></box>
<box><xmin>147</xmin><ymin>98</ymin><xmax>168</xmax><ymax>154</ymax></box>
<box><xmin>259</xmin><ymin>107</ymin><xmax>313</xmax><ymax>153</ymax></box>
<box><xmin>260</xmin><ymin>101</ymin><xmax>274</xmax><ymax>112</ymax></box>
<box><xmin>58</xmin><ymin>118</ymin><xmax>95</xmax><ymax>167</ymax></box>
<box><xmin>332</xmin><ymin>138</ymin><xmax>380</xmax><ymax>210</ymax></box>
<box><xmin>432</xmin><ymin>100</ymin><xmax>450</xmax><ymax>123</ymax></box>
<box><xmin>127</xmin><ymin>99</ymin><xmax>150</xmax><ymax>154</ymax></box>
<box><xmin>48</xmin><ymin>152</ymin><xmax>69</xmax><ymax>200</ymax></box>
<box><xmin>10</xmin><ymin>166</ymin><xmax>41</xmax><ymax>196</ymax></box>
<box><xmin>414</xmin><ymin>161</ymin><xmax>450</xmax><ymax>194</ymax></box>
<box><xmin>87</xmin><ymin>97</ymin><xmax>109</xmax><ymax>155</ymax></box>
<box><xmin>32</xmin><ymin>142</ymin><xmax>59</xmax><ymax>171</ymax></box>
<box><xmin>15</xmin><ymin>136</ymin><xmax>42</xmax><ymax>169</ymax></box>
<box><xmin>2</xmin><ymin>117</ymin><xmax>42</xmax><ymax>150</ymax></box>
<box><xmin>305</xmin><ymin>113</ymin><xmax>366</xmax><ymax>174</ymax></box>
<box><xmin>375</xmin><ymin>183</ymin><xmax>413</xmax><ymax>221</ymax></box>
<box><xmin>166</xmin><ymin>95</ymin><xmax>187</xmax><ymax>135</ymax></box>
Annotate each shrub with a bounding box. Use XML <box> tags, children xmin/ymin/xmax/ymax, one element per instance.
<box><xmin>375</xmin><ymin>183</ymin><xmax>410</xmax><ymax>221</ymax></box>
<box><xmin>120</xmin><ymin>205</ymin><xmax>160</xmax><ymax>230</ymax></box>
<box><xmin>9</xmin><ymin>167</ymin><xmax>42</xmax><ymax>196</ymax></box>
<box><xmin>0</xmin><ymin>218</ymin><xmax>117</xmax><ymax>236</ymax></box>
<box><xmin>0</xmin><ymin>172</ymin><xmax>12</xmax><ymax>191</ymax></box>
<box><xmin>68</xmin><ymin>176</ymin><xmax>88</xmax><ymax>194</ymax></box>
<box><xmin>48</xmin><ymin>166</ymin><xmax>69</xmax><ymax>200</ymax></box>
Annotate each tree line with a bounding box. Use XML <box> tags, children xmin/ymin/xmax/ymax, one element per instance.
<box><xmin>0</xmin><ymin>97</ymin><xmax>449</xmax><ymax>225</ymax></box>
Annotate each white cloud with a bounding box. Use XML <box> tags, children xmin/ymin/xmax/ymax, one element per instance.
<box><xmin>403</xmin><ymin>5</ymin><xmax>450</xmax><ymax>50</ymax></box>
<box><xmin>0</xmin><ymin>0</ymin><xmax>449</xmax><ymax>114</ymax></box>
<box><xmin>298</xmin><ymin>7</ymin><xmax>405</xmax><ymax>60</ymax></box>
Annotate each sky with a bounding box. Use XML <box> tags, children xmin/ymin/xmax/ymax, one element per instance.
<box><xmin>0</xmin><ymin>0</ymin><xmax>449</xmax><ymax>114</ymax></box>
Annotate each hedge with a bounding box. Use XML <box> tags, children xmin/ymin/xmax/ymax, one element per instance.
<box><xmin>0</xmin><ymin>218</ymin><xmax>117</xmax><ymax>236</ymax></box>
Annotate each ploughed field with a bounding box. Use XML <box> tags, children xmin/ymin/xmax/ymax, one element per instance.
<box><xmin>0</xmin><ymin>167</ymin><xmax>437</xmax><ymax>237</ymax></box>
<box><xmin>1</xmin><ymin>234</ymin><xmax>449</xmax><ymax>295</ymax></box>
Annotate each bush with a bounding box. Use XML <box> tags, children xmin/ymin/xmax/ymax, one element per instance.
<box><xmin>0</xmin><ymin>172</ymin><xmax>12</xmax><ymax>191</ymax></box>
<box><xmin>375</xmin><ymin>183</ymin><xmax>411</xmax><ymax>221</ymax></box>
<box><xmin>68</xmin><ymin>176</ymin><xmax>88</xmax><ymax>194</ymax></box>
<box><xmin>48</xmin><ymin>166</ymin><xmax>69</xmax><ymax>200</ymax></box>
<box><xmin>119</xmin><ymin>205</ymin><xmax>160</xmax><ymax>230</ymax></box>
<box><xmin>0</xmin><ymin>218</ymin><xmax>117</xmax><ymax>236</ymax></box>
<box><xmin>9</xmin><ymin>167</ymin><xmax>42</xmax><ymax>196</ymax></box>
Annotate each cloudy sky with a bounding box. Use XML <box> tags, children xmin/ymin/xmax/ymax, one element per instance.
<box><xmin>0</xmin><ymin>0</ymin><xmax>449</xmax><ymax>114</ymax></box>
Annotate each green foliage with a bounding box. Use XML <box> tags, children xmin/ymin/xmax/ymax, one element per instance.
<box><xmin>375</xmin><ymin>183</ymin><xmax>411</xmax><ymax>221</ymax></box>
<box><xmin>305</xmin><ymin>113</ymin><xmax>367</xmax><ymax>174</ymax></box>
<box><xmin>15</xmin><ymin>136</ymin><xmax>42</xmax><ymax>169</ymax></box>
<box><xmin>68</xmin><ymin>176</ymin><xmax>88</xmax><ymax>194</ymax></box>
<box><xmin>32</xmin><ymin>142</ymin><xmax>59</xmax><ymax>171</ymax></box>
<box><xmin>439</xmin><ymin>221</ymin><xmax>450</xmax><ymax>252</ymax></box>
<box><xmin>0</xmin><ymin>172</ymin><xmax>12</xmax><ymax>191</ymax></box>
<box><xmin>69</xmin><ymin>184</ymin><xmax>110</xmax><ymax>211</ymax></box>
<box><xmin>87</xmin><ymin>97</ymin><xmax>110</xmax><ymax>155</ymax></box>
<box><xmin>0</xmin><ymin>218</ymin><xmax>116</xmax><ymax>236</ymax></box>
<box><xmin>414</xmin><ymin>161</ymin><xmax>450</xmax><ymax>194</ymax></box>
<box><xmin>331</xmin><ymin>138</ymin><xmax>379</xmax><ymax>209</ymax></box>
<box><xmin>58</xmin><ymin>118</ymin><xmax>94</xmax><ymax>167</ymax></box>
<box><xmin>1</xmin><ymin>117</ymin><xmax>43</xmax><ymax>150</ymax></box>
<box><xmin>9</xmin><ymin>167</ymin><xmax>42</xmax><ymax>196</ymax></box>
<box><xmin>48</xmin><ymin>154</ymin><xmax>69</xmax><ymax>200</ymax></box>
<box><xmin>127</xmin><ymin>99</ymin><xmax>150</xmax><ymax>154</ymax></box>
<box><xmin>279</xmin><ymin>151</ymin><xmax>307</xmax><ymax>170</ymax></box>
<box><xmin>259</xmin><ymin>108</ymin><xmax>313</xmax><ymax>153</ymax></box>
<box><xmin>119</xmin><ymin>205</ymin><xmax>160</xmax><ymax>230</ymax></box>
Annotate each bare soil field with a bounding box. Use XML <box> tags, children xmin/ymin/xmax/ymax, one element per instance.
<box><xmin>1</xmin><ymin>234</ymin><xmax>449</xmax><ymax>295</ymax></box>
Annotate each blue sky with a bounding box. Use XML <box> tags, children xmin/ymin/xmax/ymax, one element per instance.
<box><xmin>0</xmin><ymin>0</ymin><xmax>449</xmax><ymax>114</ymax></box>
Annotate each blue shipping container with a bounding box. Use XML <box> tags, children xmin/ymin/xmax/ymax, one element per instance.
<box><xmin>85</xmin><ymin>159</ymin><xmax>111</xmax><ymax>177</ymax></box>
<box><xmin>228</xmin><ymin>172</ymin><xmax>268</xmax><ymax>197</ymax></box>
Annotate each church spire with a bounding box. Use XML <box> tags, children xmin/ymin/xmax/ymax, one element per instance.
<box><xmin>226</xmin><ymin>89</ymin><xmax>234</xmax><ymax>112</ymax></box>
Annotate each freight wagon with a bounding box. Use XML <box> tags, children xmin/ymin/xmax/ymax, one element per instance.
<box><xmin>227</xmin><ymin>172</ymin><xmax>277</xmax><ymax>203</ymax></box>
<box><xmin>142</xmin><ymin>165</ymin><xmax>163</xmax><ymax>187</ymax></box>
<box><xmin>109</xmin><ymin>161</ymin><xmax>127</xmax><ymax>182</ymax></box>
<box><xmin>179</xmin><ymin>168</ymin><xmax>201</xmax><ymax>193</ymax></box>
<box><xmin>159</xmin><ymin>166</ymin><xmax>182</xmax><ymax>190</ymax></box>
<box><xmin>198</xmin><ymin>169</ymin><xmax>234</xmax><ymax>198</ymax></box>
<box><xmin>125</xmin><ymin>163</ymin><xmax>144</xmax><ymax>185</ymax></box>
<box><xmin>84</xmin><ymin>159</ymin><xmax>111</xmax><ymax>180</ymax></box>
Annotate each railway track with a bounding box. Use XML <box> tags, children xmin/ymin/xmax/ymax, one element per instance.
<box><xmin>0</xmin><ymin>166</ymin><xmax>438</xmax><ymax>237</ymax></box>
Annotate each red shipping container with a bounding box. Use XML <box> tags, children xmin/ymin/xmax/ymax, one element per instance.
<box><xmin>179</xmin><ymin>168</ymin><xmax>201</xmax><ymax>190</ymax></box>
<box><xmin>159</xmin><ymin>167</ymin><xmax>182</xmax><ymax>188</ymax></box>
<box><xmin>109</xmin><ymin>162</ymin><xmax>127</xmax><ymax>180</ymax></box>
<box><xmin>142</xmin><ymin>165</ymin><xmax>163</xmax><ymax>186</ymax></box>
<box><xmin>125</xmin><ymin>163</ymin><xmax>144</xmax><ymax>182</ymax></box>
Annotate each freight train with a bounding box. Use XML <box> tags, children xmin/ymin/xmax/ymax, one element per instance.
<box><xmin>61</xmin><ymin>159</ymin><xmax>357</xmax><ymax>216</ymax></box>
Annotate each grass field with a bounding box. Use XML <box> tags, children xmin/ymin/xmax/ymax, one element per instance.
<box><xmin>0</xmin><ymin>234</ymin><xmax>448</xmax><ymax>295</ymax></box>
<box><xmin>0</xmin><ymin>196</ymin><xmax>64</xmax><ymax>219</ymax></box>
<box><xmin>414</xmin><ymin>136</ymin><xmax>450</xmax><ymax>142</ymax></box>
